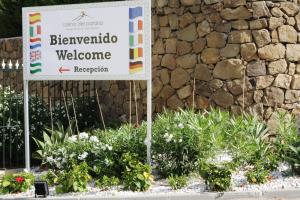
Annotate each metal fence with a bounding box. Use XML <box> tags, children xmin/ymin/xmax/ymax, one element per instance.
<box><xmin>0</xmin><ymin>59</ymin><xmax>103</xmax><ymax>169</ymax></box>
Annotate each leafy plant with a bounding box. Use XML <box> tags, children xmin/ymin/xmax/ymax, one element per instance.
<box><xmin>199</xmin><ymin>161</ymin><xmax>232</xmax><ymax>192</ymax></box>
<box><xmin>33</xmin><ymin>122</ymin><xmax>75</xmax><ymax>162</ymax></box>
<box><xmin>287</xmin><ymin>141</ymin><xmax>300</xmax><ymax>175</ymax></box>
<box><xmin>56</xmin><ymin>162</ymin><xmax>91</xmax><ymax>193</ymax></box>
<box><xmin>0</xmin><ymin>172</ymin><xmax>35</xmax><ymax>194</ymax></box>
<box><xmin>121</xmin><ymin>153</ymin><xmax>153</xmax><ymax>192</ymax></box>
<box><xmin>41</xmin><ymin>170</ymin><xmax>58</xmax><ymax>187</ymax></box>
<box><xmin>246</xmin><ymin>163</ymin><xmax>270</xmax><ymax>184</ymax></box>
<box><xmin>167</xmin><ymin>175</ymin><xmax>187</xmax><ymax>190</ymax></box>
<box><xmin>95</xmin><ymin>175</ymin><xmax>120</xmax><ymax>190</ymax></box>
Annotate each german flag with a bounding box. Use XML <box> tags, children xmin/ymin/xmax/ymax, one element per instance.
<box><xmin>130</xmin><ymin>61</ymin><xmax>143</xmax><ymax>73</ymax></box>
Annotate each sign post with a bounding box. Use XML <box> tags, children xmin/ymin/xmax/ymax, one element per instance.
<box><xmin>22</xmin><ymin>0</ymin><xmax>151</xmax><ymax>171</ymax></box>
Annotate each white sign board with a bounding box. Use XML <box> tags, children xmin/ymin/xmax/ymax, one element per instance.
<box><xmin>22</xmin><ymin>0</ymin><xmax>152</xmax><ymax>171</ymax></box>
<box><xmin>22</xmin><ymin>0</ymin><xmax>151</xmax><ymax>80</ymax></box>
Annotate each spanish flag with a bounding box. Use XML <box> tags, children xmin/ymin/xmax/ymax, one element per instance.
<box><xmin>29</xmin><ymin>13</ymin><xmax>41</xmax><ymax>24</ymax></box>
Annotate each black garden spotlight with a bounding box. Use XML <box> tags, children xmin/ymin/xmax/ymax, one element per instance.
<box><xmin>34</xmin><ymin>181</ymin><xmax>49</xmax><ymax>198</ymax></box>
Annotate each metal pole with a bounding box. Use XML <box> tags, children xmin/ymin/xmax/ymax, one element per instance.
<box><xmin>24</xmin><ymin>80</ymin><xmax>30</xmax><ymax>171</ymax></box>
<box><xmin>146</xmin><ymin>79</ymin><xmax>152</xmax><ymax>165</ymax></box>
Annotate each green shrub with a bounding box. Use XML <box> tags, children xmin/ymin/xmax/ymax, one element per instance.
<box><xmin>167</xmin><ymin>175</ymin><xmax>187</xmax><ymax>190</ymax></box>
<box><xmin>152</xmin><ymin>109</ymin><xmax>207</xmax><ymax>177</ymax></box>
<box><xmin>287</xmin><ymin>141</ymin><xmax>300</xmax><ymax>175</ymax></box>
<box><xmin>246</xmin><ymin>163</ymin><xmax>270</xmax><ymax>184</ymax></box>
<box><xmin>199</xmin><ymin>161</ymin><xmax>232</xmax><ymax>192</ymax></box>
<box><xmin>56</xmin><ymin>162</ymin><xmax>91</xmax><ymax>193</ymax></box>
<box><xmin>121</xmin><ymin>153</ymin><xmax>153</xmax><ymax>192</ymax></box>
<box><xmin>0</xmin><ymin>172</ymin><xmax>35</xmax><ymax>194</ymax></box>
<box><xmin>41</xmin><ymin>170</ymin><xmax>58</xmax><ymax>187</ymax></box>
<box><xmin>95</xmin><ymin>175</ymin><xmax>120</xmax><ymax>190</ymax></box>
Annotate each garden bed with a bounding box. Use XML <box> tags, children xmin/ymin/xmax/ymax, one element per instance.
<box><xmin>1</xmin><ymin>109</ymin><xmax>300</xmax><ymax>199</ymax></box>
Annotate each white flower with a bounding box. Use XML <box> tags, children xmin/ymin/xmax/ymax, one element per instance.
<box><xmin>79</xmin><ymin>132</ymin><xmax>89</xmax><ymax>140</ymax></box>
<box><xmin>68</xmin><ymin>135</ymin><xmax>77</xmax><ymax>142</ymax></box>
<box><xmin>89</xmin><ymin>136</ymin><xmax>99</xmax><ymax>143</ymax></box>
<box><xmin>178</xmin><ymin>123</ymin><xmax>184</xmax><ymax>129</ymax></box>
<box><xmin>164</xmin><ymin>132</ymin><xmax>173</xmax><ymax>143</ymax></box>
<box><xmin>105</xmin><ymin>144</ymin><xmax>113</xmax><ymax>151</ymax></box>
<box><xmin>179</xmin><ymin>138</ymin><xmax>183</xmax><ymax>143</ymax></box>
<box><xmin>78</xmin><ymin>152</ymin><xmax>88</xmax><ymax>160</ymax></box>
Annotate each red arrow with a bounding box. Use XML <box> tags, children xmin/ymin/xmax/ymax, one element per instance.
<box><xmin>59</xmin><ymin>66</ymin><xmax>70</xmax><ymax>73</ymax></box>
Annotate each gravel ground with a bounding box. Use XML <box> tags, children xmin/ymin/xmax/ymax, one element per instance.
<box><xmin>1</xmin><ymin>164</ymin><xmax>300</xmax><ymax>199</ymax></box>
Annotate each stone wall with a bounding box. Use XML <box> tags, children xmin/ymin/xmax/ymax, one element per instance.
<box><xmin>152</xmin><ymin>0</ymin><xmax>300</xmax><ymax>125</ymax></box>
<box><xmin>2</xmin><ymin>0</ymin><xmax>300</xmax><ymax>124</ymax></box>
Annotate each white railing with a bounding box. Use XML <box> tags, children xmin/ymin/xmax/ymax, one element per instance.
<box><xmin>1</xmin><ymin>59</ymin><xmax>23</xmax><ymax>70</ymax></box>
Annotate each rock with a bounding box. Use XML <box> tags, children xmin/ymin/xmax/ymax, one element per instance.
<box><xmin>249</xmin><ymin>19</ymin><xmax>268</xmax><ymax>30</ymax></box>
<box><xmin>213</xmin><ymin>89</ymin><xmax>234</xmax><ymax>108</ymax></box>
<box><xmin>180</xmin><ymin>0</ymin><xmax>195</xmax><ymax>6</ymax></box>
<box><xmin>195</xmin><ymin>96</ymin><xmax>210</xmax><ymax>109</ymax></box>
<box><xmin>213</xmin><ymin>59</ymin><xmax>244</xmax><ymax>80</ymax></box>
<box><xmin>220</xmin><ymin>6</ymin><xmax>252</xmax><ymax>21</ymax></box>
<box><xmin>169</xmin><ymin>0</ymin><xmax>180</xmax><ymax>8</ymax></box>
<box><xmin>271</xmin><ymin>7</ymin><xmax>284</xmax><ymax>18</ymax></box>
<box><xmin>177</xmin><ymin>41</ymin><xmax>192</xmax><ymax>55</ymax></box>
<box><xmin>160</xmin><ymin>85</ymin><xmax>175</xmax><ymax>100</ymax></box>
<box><xmin>271</xmin><ymin>30</ymin><xmax>279</xmax><ymax>43</ymax></box>
<box><xmin>201</xmin><ymin>48</ymin><xmax>220</xmax><ymax>64</ymax></box>
<box><xmin>273</xmin><ymin>74</ymin><xmax>292</xmax><ymax>89</ymax></box>
<box><xmin>165</xmin><ymin>38</ymin><xmax>177</xmax><ymax>54</ymax></box>
<box><xmin>192</xmin><ymin>38</ymin><xmax>206</xmax><ymax>53</ymax></box>
<box><xmin>256</xmin><ymin>75</ymin><xmax>275</xmax><ymax>89</ymax></box>
<box><xmin>288</xmin><ymin>63</ymin><xmax>296</xmax><ymax>75</ymax></box>
<box><xmin>159</xmin><ymin>27</ymin><xmax>171</xmax><ymax>38</ymax></box>
<box><xmin>209</xmin><ymin>79</ymin><xmax>223</xmax><ymax>90</ymax></box>
<box><xmin>176</xmin><ymin>54</ymin><xmax>197</xmax><ymax>69</ymax></box>
<box><xmin>295</xmin><ymin>13</ymin><xmax>300</xmax><ymax>31</ymax></box>
<box><xmin>291</xmin><ymin>75</ymin><xmax>300</xmax><ymax>89</ymax></box>
<box><xmin>153</xmin><ymin>78</ymin><xmax>163</xmax><ymax>97</ymax></box>
<box><xmin>269</xmin><ymin>17</ymin><xmax>284</xmax><ymax>30</ymax></box>
<box><xmin>285</xmin><ymin>90</ymin><xmax>300</xmax><ymax>104</ymax></box>
<box><xmin>252</xmin><ymin>29</ymin><xmax>271</xmax><ymax>48</ymax></box>
<box><xmin>167</xmin><ymin>95</ymin><xmax>184</xmax><ymax>110</ymax></box>
<box><xmin>254</xmin><ymin>90</ymin><xmax>264</xmax><ymax>103</ymax></box>
<box><xmin>214</xmin><ymin>22</ymin><xmax>232</xmax><ymax>33</ymax></box>
<box><xmin>159</xmin><ymin>16</ymin><xmax>168</xmax><ymax>27</ymax></box>
<box><xmin>287</xmin><ymin>44</ymin><xmax>300</xmax><ymax>61</ymax></box>
<box><xmin>160</xmin><ymin>69</ymin><xmax>170</xmax><ymax>85</ymax></box>
<box><xmin>197</xmin><ymin>20</ymin><xmax>211</xmax><ymax>37</ymax></box>
<box><xmin>204</xmin><ymin>0</ymin><xmax>220</xmax><ymax>5</ymax></box>
<box><xmin>152</xmin><ymin>55</ymin><xmax>162</xmax><ymax>69</ymax></box>
<box><xmin>237</xmin><ymin>92</ymin><xmax>254</xmax><ymax>107</ymax></box>
<box><xmin>252</xmin><ymin>1</ymin><xmax>271</xmax><ymax>18</ymax></box>
<box><xmin>258</xmin><ymin>43</ymin><xmax>285</xmax><ymax>61</ymax></box>
<box><xmin>248</xmin><ymin>103</ymin><xmax>264</xmax><ymax>117</ymax></box>
<box><xmin>169</xmin><ymin>14</ymin><xmax>179</xmax><ymax>30</ymax></box>
<box><xmin>177</xmin><ymin>85</ymin><xmax>192</xmax><ymax>99</ymax></box>
<box><xmin>195</xmin><ymin>64</ymin><xmax>212</xmax><ymax>81</ymax></box>
<box><xmin>220</xmin><ymin>44</ymin><xmax>240</xmax><ymax>58</ymax></box>
<box><xmin>161</xmin><ymin>54</ymin><xmax>176</xmax><ymax>70</ymax></box>
<box><xmin>170</xmin><ymin>68</ymin><xmax>189</xmax><ymax>89</ymax></box>
<box><xmin>280</xmin><ymin>2</ymin><xmax>299</xmax><ymax>17</ymax></box>
<box><xmin>153</xmin><ymin>39</ymin><xmax>165</xmax><ymax>54</ymax></box>
<box><xmin>231</xmin><ymin>20</ymin><xmax>248</xmax><ymax>30</ymax></box>
<box><xmin>177</xmin><ymin>23</ymin><xmax>198</xmax><ymax>42</ymax></box>
<box><xmin>228</xmin><ymin>30</ymin><xmax>252</xmax><ymax>43</ymax></box>
<box><xmin>224</xmin><ymin>0</ymin><xmax>246</xmax><ymax>8</ymax></box>
<box><xmin>227</xmin><ymin>79</ymin><xmax>244</xmax><ymax>95</ymax></box>
<box><xmin>278</xmin><ymin>25</ymin><xmax>297</xmax><ymax>43</ymax></box>
<box><xmin>157</xmin><ymin>0</ymin><xmax>168</xmax><ymax>8</ymax></box>
<box><xmin>241</xmin><ymin>43</ymin><xmax>257</xmax><ymax>62</ymax></box>
<box><xmin>264</xmin><ymin>87</ymin><xmax>284</xmax><ymax>106</ymax></box>
<box><xmin>179</xmin><ymin>12</ymin><xmax>195</xmax><ymax>28</ymax></box>
<box><xmin>268</xmin><ymin>59</ymin><xmax>287</xmax><ymax>75</ymax></box>
<box><xmin>247</xmin><ymin>60</ymin><xmax>266</xmax><ymax>77</ymax></box>
<box><xmin>206</xmin><ymin>32</ymin><xmax>227</xmax><ymax>48</ymax></box>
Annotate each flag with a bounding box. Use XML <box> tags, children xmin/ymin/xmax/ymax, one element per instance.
<box><xmin>129</xmin><ymin>7</ymin><xmax>143</xmax><ymax>19</ymax></box>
